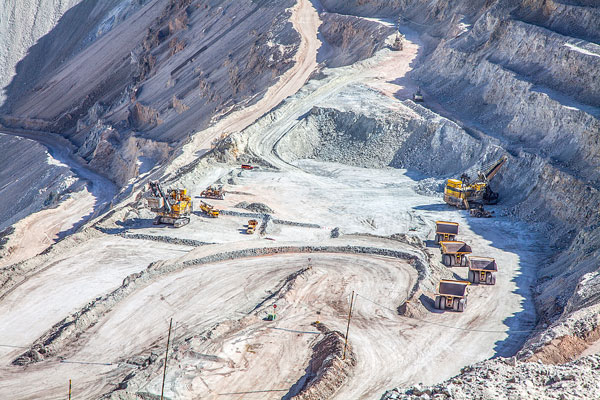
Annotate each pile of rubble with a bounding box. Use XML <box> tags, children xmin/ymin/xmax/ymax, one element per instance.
<box><xmin>382</xmin><ymin>355</ymin><xmax>600</xmax><ymax>400</ymax></box>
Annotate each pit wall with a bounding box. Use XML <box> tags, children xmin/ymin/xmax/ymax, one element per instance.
<box><xmin>290</xmin><ymin>1</ymin><xmax>600</xmax><ymax>360</ymax></box>
<box><xmin>1</xmin><ymin>0</ymin><xmax>300</xmax><ymax>186</ymax></box>
<box><xmin>274</xmin><ymin>83</ymin><xmax>600</xmax><ymax>357</ymax></box>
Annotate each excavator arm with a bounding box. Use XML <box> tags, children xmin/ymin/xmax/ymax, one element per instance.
<box><xmin>484</xmin><ymin>156</ymin><xmax>507</xmax><ymax>182</ymax></box>
<box><xmin>149</xmin><ymin>181</ymin><xmax>172</xmax><ymax>213</ymax></box>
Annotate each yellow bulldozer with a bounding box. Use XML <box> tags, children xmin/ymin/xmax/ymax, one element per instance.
<box><xmin>200</xmin><ymin>185</ymin><xmax>225</xmax><ymax>200</ymax></box>
<box><xmin>443</xmin><ymin>156</ymin><xmax>507</xmax><ymax>211</ymax></box>
<box><xmin>147</xmin><ymin>181</ymin><xmax>193</xmax><ymax>228</ymax></box>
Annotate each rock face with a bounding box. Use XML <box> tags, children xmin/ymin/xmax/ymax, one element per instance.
<box><xmin>277</xmin><ymin>84</ymin><xmax>496</xmax><ymax>180</ymax></box>
<box><xmin>0</xmin><ymin>0</ymin><xmax>85</xmax><ymax>105</ymax></box>
<box><xmin>0</xmin><ymin>134</ymin><xmax>77</xmax><ymax>231</ymax></box>
<box><xmin>381</xmin><ymin>355</ymin><xmax>600</xmax><ymax>400</ymax></box>
<box><xmin>1</xmin><ymin>0</ymin><xmax>300</xmax><ymax>185</ymax></box>
<box><xmin>318</xmin><ymin>12</ymin><xmax>394</xmax><ymax>68</ymax></box>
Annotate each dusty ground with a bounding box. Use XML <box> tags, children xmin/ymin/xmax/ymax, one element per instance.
<box><xmin>0</xmin><ymin>1</ymin><xmax>589</xmax><ymax>399</ymax></box>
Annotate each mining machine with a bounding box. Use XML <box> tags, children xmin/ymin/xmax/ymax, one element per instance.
<box><xmin>443</xmin><ymin>155</ymin><xmax>507</xmax><ymax>211</ymax></box>
<box><xmin>147</xmin><ymin>181</ymin><xmax>193</xmax><ymax>228</ymax></box>
<box><xmin>392</xmin><ymin>32</ymin><xmax>404</xmax><ymax>51</ymax></box>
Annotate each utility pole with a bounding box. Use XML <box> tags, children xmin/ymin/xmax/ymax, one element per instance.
<box><xmin>160</xmin><ymin>318</ymin><xmax>173</xmax><ymax>400</ymax></box>
<box><xmin>342</xmin><ymin>291</ymin><xmax>355</xmax><ymax>360</ymax></box>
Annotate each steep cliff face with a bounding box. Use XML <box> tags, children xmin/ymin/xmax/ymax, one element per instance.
<box><xmin>0</xmin><ymin>134</ymin><xmax>77</xmax><ymax>232</ymax></box>
<box><xmin>317</xmin><ymin>13</ymin><xmax>394</xmax><ymax>68</ymax></box>
<box><xmin>0</xmin><ymin>0</ymin><xmax>83</xmax><ymax>105</ymax></box>
<box><xmin>1</xmin><ymin>0</ymin><xmax>299</xmax><ymax>186</ymax></box>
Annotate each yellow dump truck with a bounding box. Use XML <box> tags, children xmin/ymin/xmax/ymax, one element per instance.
<box><xmin>434</xmin><ymin>280</ymin><xmax>469</xmax><ymax>312</ymax></box>
<box><xmin>440</xmin><ymin>240</ymin><xmax>472</xmax><ymax>267</ymax></box>
<box><xmin>246</xmin><ymin>219</ymin><xmax>258</xmax><ymax>234</ymax></box>
<box><xmin>199</xmin><ymin>201</ymin><xmax>219</xmax><ymax>218</ymax></box>
<box><xmin>435</xmin><ymin>221</ymin><xmax>459</xmax><ymax>244</ymax></box>
<box><xmin>467</xmin><ymin>256</ymin><xmax>498</xmax><ymax>285</ymax></box>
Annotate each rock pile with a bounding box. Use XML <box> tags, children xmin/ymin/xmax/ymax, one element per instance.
<box><xmin>382</xmin><ymin>355</ymin><xmax>600</xmax><ymax>400</ymax></box>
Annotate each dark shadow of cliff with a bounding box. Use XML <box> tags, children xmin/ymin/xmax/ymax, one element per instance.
<box><xmin>0</xmin><ymin>0</ymin><xmax>125</xmax><ymax>115</ymax></box>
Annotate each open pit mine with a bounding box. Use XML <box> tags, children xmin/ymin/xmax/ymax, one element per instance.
<box><xmin>0</xmin><ymin>0</ymin><xmax>599</xmax><ymax>399</ymax></box>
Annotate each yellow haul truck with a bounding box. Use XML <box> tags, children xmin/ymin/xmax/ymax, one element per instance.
<box><xmin>147</xmin><ymin>181</ymin><xmax>193</xmax><ymax>228</ymax></box>
<box><xmin>200</xmin><ymin>201</ymin><xmax>220</xmax><ymax>218</ymax></box>
<box><xmin>435</xmin><ymin>221</ymin><xmax>459</xmax><ymax>244</ymax></box>
<box><xmin>467</xmin><ymin>256</ymin><xmax>498</xmax><ymax>285</ymax></box>
<box><xmin>434</xmin><ymin>280</ymin><xmax>469</xmax><ymax>312</ymax></box>
<box><xmin>443</xmin><ymin>156</ymin><xmax>507</xmax><ymax>210</ymax></box>
<box><xmin>246</xmin><ymin>219</ymin><xmax>259</xmax><ymax>234</ymax></box>
<box><xmin>440</xmin><ymin>240</ymin><xmax>472</xmax><ymax>267</ymax></box>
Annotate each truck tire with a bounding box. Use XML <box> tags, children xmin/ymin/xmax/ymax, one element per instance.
<box><xmin>474</xmin><ymin>271</ymin><xmax>480</xmax><ymax>284</ymax></box>
<box><xmin>461</xmin><ymin>256</ymin><xmax>467</xmax><ymax>266</ymax></box>
<box><xmin>435</xmin><ymin>234</ymin><xmax>441</xmax><ymax>244</ymax></box>
<box><xmin>449</xmin><ymin>235</ymin><xmax>455</xmax><ymax>241</ymax></box>
<box><xmin>491</xmin><ymin>275</ymin><xmax>497</xmax><ymax>285</ymax></box>
<box><xmin>453</xmin><ymin>299</ymin><xmax>459</xmax><ymax>311</ymax></box>
<box><xmin>458</xmin><ymin>299</ymin><xmax>465</xmax><ymax>312</ymax></box>
<box><xmin>486</xmin><ymin>272</ymin><xmax>492</xmax><ymax>285</ymax></box>
<box><xmin>468</xmin><ymin>270</ymin><xmax>474</xmax><ymax>283</ymax></box>
<box><xmin>435</xmin><ymin>296</ymin><xmax>441</xmax><ymax>309</ymax></box>
<box><xmin>440</xmin><ymin>297</ymin><xmax>446</xmax><ymax>310</ymax></box>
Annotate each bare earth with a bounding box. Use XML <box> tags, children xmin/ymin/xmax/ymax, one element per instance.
<box><xmin>0</xmin><ymin>7</ymin><xmax>545</xmax><ymax>400</ymax></box>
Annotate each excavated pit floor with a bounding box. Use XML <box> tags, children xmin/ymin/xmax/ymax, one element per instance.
<box><xmin>0</xmin><ymin>158</ymin><xmax>547</xmax><ymax>399</ymax></box>
<box><xmin>0</xmin><ymin>13</ymin><xmax>556</xmax><ymax>399</ymax></box>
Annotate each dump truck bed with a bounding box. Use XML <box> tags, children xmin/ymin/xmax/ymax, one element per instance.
<box><xmin>436</xmin><ymin>221</ymin><xmax>459</xmax><ymax>235</ymax></box>
<box><xmin>468</xmin><ymin>256</ymin><xmax>498</xmax><ymax>272</ymax></box>
<box><xmin>440</xmin><ymin>241</ymin><xmax>472</xmax><ymax>254</ymax></box>
<box><xmin>438</xmin><ymin>280</ymin><xmax>469</xmax><ymax>297</ymax></box>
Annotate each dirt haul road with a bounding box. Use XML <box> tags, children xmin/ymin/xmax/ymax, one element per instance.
<box><xmin>245</xmin><ymin>26</ymin><xmax>422</xmax><ymax>169</ymax></box>
<box><xmin>164</xmin><ymin>0</ymin><xmax>321</xmax><ymax>177</ymax></box>
<box><xmin>0</xmin><ymin>12</ymin><xmax>543</xmax><ymax>400</ymax></box>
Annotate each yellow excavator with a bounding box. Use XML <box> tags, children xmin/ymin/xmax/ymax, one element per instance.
<box><xmin>443</xmin><ymin>156</ymin><xmax>507</xmax><ymax>211</ymax></box>
<box><xmin>147</xmin><ymin>181</ymin><xmax>193</xmax><ymax>227</ymax></box>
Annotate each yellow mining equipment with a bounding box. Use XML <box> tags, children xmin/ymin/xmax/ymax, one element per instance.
<box><xmin>440</xmin><ymin>240</ymin><xmax>472</xmax><ymax>267</ymax></box>
<box><xmin>246</xmin><ymin>219</ymin><xmax>259</xmax><ymax>234</ymax></box>
<box><xmin>200</xmin><ymin>201</ymin><xmax>220</xmax><ymax>218</ymax></box>
<box><xmin>147</xmin><ymin>181</ymin><xmax>193</xmax><ymax>228</ymax></box>
<box><xmin>443</xmin><ymin>156</ymin><xmax>507</xmax><ymax>210</ymax></box>
<box><xmin>434</xmin><ymin>279</ymin><xmax>470</xmax><ymax>312</ymax></box>
<box><xmin>434</xmin><ymin>221</ymin><xmax>459</xmax><ymax>244</ymax></box>
<box><xmin>467</xmin><ymin>256</ymin><xmax>498</xmax><ymax>285</ymax></box>
<box><xmin>200</xmin><ymin>185</ymin><xmax>225</xmax><ymax>200</ymax></box>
